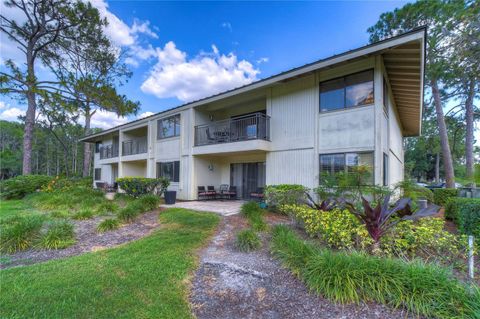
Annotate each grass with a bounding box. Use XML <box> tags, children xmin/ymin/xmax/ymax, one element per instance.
<box><xmin>241</xmin><ymin>201</ymin><xmax>267</xmax><ymax>231</ymax></box>
<box><xmin>0</xmin><ymin>215</ymin><xmax>45</xmax><ymax>253</ymax></box>
<box><xmin>0</xmin><ymin>199</ymin><xmax>42</xmax><ymax>221</ymax></box>
<box><xmin>0</xmin><ymin>208</ymin><xmax>220</xmax><ymax>318</ymax></box>
<box><xmin>39</xmin><ymin>220</ymin><xmax>76</xmax><ymax>249</ymax></box>
<box><xmin>271</xmin><ymin>225</ymin><xmax>480</xmax><ymax>319</ymax></box>
<box><xmin>97</xmin><ymin>218</ymin><xmax>121</xmax><ymax>233</ymax></box>
<box><xmin>236</xmin><ymin>229</ymin><xmax>261</xmax><ymax>252</ymax></box>
<box><xmin>71</xmin><ymin>208</ymin><xmax>95</xmax><ymax>220</ymax></box>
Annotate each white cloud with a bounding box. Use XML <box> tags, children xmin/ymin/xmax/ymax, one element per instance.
<box><xmin>256</xmin><ymin>57</ymin><xmax>269</xmax><ymax>64</ymax></box>
<box><xmin>89</xmin><ymin>0</ymin><xmax>135</xmax><ymax>46</ymax></box>
<box><xmin>0</xmin><ymin>107</ymin><xmax>25</xmax><ymax>121</ymax></box>
<box><xmin>89</xmin><ymin>109</ymin><xmax>128</xmax><ymax>129</ymax></box>
<box><xmin>141</xmin><ymin>43</ymin><xmax>260</xmax><ymax>102</ymax></box>
<box><xmin>131</xmin><ymin>19</ymin><xmax>158</xmax><ymax>39</ymax></box>
<box><xmin>221</xmin><ymin>22</ymin><xmax>232</xmax><ymax>32</ymax></box>
<box><xmin>138</xmin><ymin>111</ymin><xmax>154</xmax><ymax>119</ymax></box>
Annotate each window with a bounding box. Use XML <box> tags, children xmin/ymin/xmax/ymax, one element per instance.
<box><xmin>94</xmin><ymin>168</ymin><xmax>101</xmax><ymax>180</ymax></box>
<box><xmin>157</xmin><ymin>114</ymin><xmax>180</xmax><ymax>139</ymax></box>
<box><xmin>383</xmin><ymin>153</ymin><xmax>389</xmax><ymax>186</ymax></box>
<box><xmin>157</xmin><ymin>161</ymin><xmax>180</xmax><ymax>182</ymax></box>
<box><xmin>319</xmin><ymin>152</ymin><xmax>374</xmax><ymax>184</ymax></box>
<box><xmin>320</xmin><ymin>70</ymin><xmax>374</xmax><ymax>112</ymax></box>
<box><xmin>95</xmin><ymin>142</ymin><xmax>101</xmax><ymax>153</ymax></box>
<box><xmin>383</xmin><ymin>77</ymin><xmax>389</xmax><ymax>116</ymax></box>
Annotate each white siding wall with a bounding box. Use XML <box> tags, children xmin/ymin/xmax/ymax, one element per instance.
<box><xmin>266</xmin><ymin>149</ymin><xmax>316</xmax><ymax>188</ymax></box>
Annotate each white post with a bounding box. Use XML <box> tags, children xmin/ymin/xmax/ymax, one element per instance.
<box><xmin>468</xmin><ymin>235</ymin><xmax>475</xmax><ymax>281</ymax></box>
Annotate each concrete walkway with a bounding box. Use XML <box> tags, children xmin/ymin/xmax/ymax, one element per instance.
<box><xmin>161</xmin><ymin>200</ymin><xmax>245</xmax><ymax>216</ymax></box>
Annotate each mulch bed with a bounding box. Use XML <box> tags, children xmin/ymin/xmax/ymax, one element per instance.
<box><xmin>0</xmin><ymin>209</ymin><xmax>163</xmax><ymax>269</ymax></box>
<box><xmin>189</xmin><ymin>213</ymin><xmax>417</xmax><ymax>319</ymax></box>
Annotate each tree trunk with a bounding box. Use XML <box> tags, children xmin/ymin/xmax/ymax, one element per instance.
<box><xmin>435</xmin><ymin>152</ymin><xmax>440</xmax><ymax>183</ymax></box>
<box><xmin>431</xmin><ymin>78</ymin><xmax>455</xmax><ymax>188</ymax></box>
<box><xmin>83</xmin><ymin>109</ymin><xmax>92</xmax><ymax>177</ymax></box>
<box><xmin>22</xmin><ymin>89</ymin><xmax>36</xmax><ymax>175</ymax></box>
<box><xmin>465</xmin><ymin>80</ymin><xmax>475</xmax><ymax>180</ymax></box>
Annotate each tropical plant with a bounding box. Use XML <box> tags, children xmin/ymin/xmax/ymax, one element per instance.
<box><xmin>0</xmin><ymin>215</ymin><xmax>44</xmax><ymax>253</ymax></box>
<box><xmin>71</xmin><ymin>209</ymin><xmax>94</xmax><ymax>220</ymax></box>
<box><xmin>0</xmin><ymin>175</ymin><xmax>53</xmax><ymax>199</ymax></box>
<box><xmin>343</xmin><ymin>195</ymin><xmax>440</xmax><ymax>243</ymax></box>
<box><xmin>264</xmin><ymin>184</ymin><xmax>308</xmax><ymax>212</ymax></box>
<box><xmin>241</xmin><ymin>201</ymin><xmax>267</xmax><ymax>231</ymax></box>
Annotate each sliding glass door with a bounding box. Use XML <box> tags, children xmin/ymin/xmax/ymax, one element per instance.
<box><xmin>230</xmin><ymin>162</ymin><xmax>266</xmax><ymax>199</ymax></box>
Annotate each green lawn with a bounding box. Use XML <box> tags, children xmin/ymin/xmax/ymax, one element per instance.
<box><xmin>0</xmin><ymin>208</ymin><xmax>219</xmax><ymax>319</ymax></box>
<box><xmin>0</xmin><ymin>199</ymin><xmax>40</xmax><ymax>220</ymax></box>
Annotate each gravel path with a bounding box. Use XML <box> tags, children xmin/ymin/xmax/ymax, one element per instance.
<box><xmin>190</xmin><ymin>213</ymin><xmax>416</xmax><ymax>319</ymax></box>
<box><xmin>0</xmin><ymin>210</ymin><xmax>161</xmax><ymax>269</ymax></box>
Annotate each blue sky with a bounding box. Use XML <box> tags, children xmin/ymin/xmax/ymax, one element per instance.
<box><xmin>2</xmin><ymin>0</ymin><xmax>477</xmax><ymax>148</ymax></box>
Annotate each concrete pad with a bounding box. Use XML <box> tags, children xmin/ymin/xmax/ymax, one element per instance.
<box><xmin>161</xmin><ymin>200</ymin><xmax>245</xmax><ymax>216</ymax></box>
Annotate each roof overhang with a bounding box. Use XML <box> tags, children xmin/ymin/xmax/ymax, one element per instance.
<box><xmin>80</xmin><ymin>27</ymin><xmax>426</xmax><ymax>142</ymax></box>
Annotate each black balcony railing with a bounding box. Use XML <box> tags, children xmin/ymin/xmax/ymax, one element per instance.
<box><xmin>122</xmin><ymin>137</ymin><xmax>148</xmax><ymax>156</ymax></box>
<box><xmin>194</xmin><ymin>112</ymin><xmax>270</xmax><ymax>146</ymax></box>
<box><xmin>99</xmin><ymin>144</ymin><xmax>119</xmax><ymax>159</ymax></box>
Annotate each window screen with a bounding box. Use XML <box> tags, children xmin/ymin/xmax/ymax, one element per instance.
<box><xmin>158</xmin><ymin>114</ymin><xmax>180</xmax><ymax>139</ymax></box>
<box><xmin>94</xmin><ymin>168</ymin><xmax>101</xmax><ymax>180</ymax></box>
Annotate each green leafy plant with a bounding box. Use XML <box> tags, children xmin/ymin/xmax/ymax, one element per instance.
<box><xmin>395</xmin><ymin>180</ymin><xmax>434</xmax><ymax>203</ymax></box>
<box><xmin>433</xmin><ymin>188</ymin><xmax>459</xmax><ymax>207</ymax></box>
<box><xmin>117</xmin><ymin>201</ymin><xmax>144</xmax><ymax>222</ymax></box>
<box><xmin>0</xmin><ymin>175</ymin><xmax>52</xmax><ymax>199</ymax></box>
<box><xmin>445</xmin><ymin>198</ymin><xmax>480</xmax><ymax>238</ymax></box>
<box><xmin>241</xmin><ymin>201</ymin><xmax>267</xmax><ymax>231</ymax></box>
<box><xmin>72</xmin><ymin>209</ymin><xmax>94</xmax><ymax>220</ymax></box>
<box><xmin>95</xmin><ymin>201</ymin><xmax>119</xmax><ymax>215</ymax></box>
<box><xmin>271</xmin><ymin>225</ymin><xmax>480</xmax><ymax>319</ymax></box>
<box><xmin>235</xmin><ymin>229</ymin><xmax>261</xmax><ymax>252</ymax></box>
<box><xmin>117</xmin><ymin>177</ymin><xmax>169</xmax><ymax>198</ymax></box>
<box><xmin>0</xmin><ymin>216</ymin><xmax>44</xmax><ymax>253</ymax></box>
<box><xmin>39</xmin><ymin>220</ymin><xmax>75</xmax><ymax>249</ymax></box>
<box><xmin>136</xmin><ymin>194</ymin><xmax>161</xmax><ymax>211</ymax></box>
<box><xmin>265</xmin><ymin>184</ymin><xmax>308</xmax><ymax>212</ymax></box>
<box><xmin>97</xmin><ymin>218</ymin><xmax>120</xmax><ymax>233</ymax></box>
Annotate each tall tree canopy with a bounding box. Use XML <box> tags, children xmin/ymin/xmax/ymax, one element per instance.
<box><xmin>0</xmin><ymin>0</ymin><xmax>104</xmax><ymax>175</ymax></box>
<box><xmin>368</xmin><ymin>0</ymin><xmax>479</xmax><ymax>187</ymax></box>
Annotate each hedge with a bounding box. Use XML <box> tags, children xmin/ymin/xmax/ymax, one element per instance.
<box><xmin>0</xmin><ymin>175</ymin><xmax>53</xmax><ymax>199</ymax></box>
<box><xmin>117</xmin><ymin>177</ymin><xmax>169</xmax><ymax>198</ymax></box>
<box><xmin>433</xmin><ymin>188</ymin><xmax>458</xmax><ymax>207</ymax></box>
<box><xmin>445</xmin><ymin>198</ymin><xmax>480</xmax><ymax>238</ymax></box>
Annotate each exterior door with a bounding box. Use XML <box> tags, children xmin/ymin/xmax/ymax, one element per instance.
<box><xmin>230</xmin><ymin>162</ymin><xmax>266</xmax><ymax>199</ymax></box>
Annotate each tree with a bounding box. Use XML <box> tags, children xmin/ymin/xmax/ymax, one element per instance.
<box><xmin>0</xmin><ymin>0</ymin><xmax>105</xmax><ymax>174</ymax></box>
<box><xmin>46</xmin><ymin>18</ymin><xmax>140</xmax><ymax>177</ymax></box>
<box><xmin>368</xmin><ymin>0</ymin><xmax>466</xmax><ymax>188</ymax></box>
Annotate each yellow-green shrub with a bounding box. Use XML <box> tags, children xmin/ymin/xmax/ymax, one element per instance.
<box><xmin>282</xmin><ymin>205</ymin><xmax>372</xmax><ymax>250</ymax></box>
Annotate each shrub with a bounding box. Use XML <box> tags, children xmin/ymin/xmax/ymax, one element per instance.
<box><xmin>72</xmin><ymin>209</ymin><xmax>94</xmax><ymax>220</ymax></box>
<box><xmin>0</xmin><ymin>216</ymin><xmax>44</xmax><ymax>253</ymax></box>
<box><xmin>116</xmin><ymin>177</ymin><xmax>169</xmax><ymax>198</ymax></box>
<box><xmin>49</xmin><ymin>210</ymin><xmax>70</xmax><ymax>219</ymax></box>
<box><xmin>235</xmin><ymin>229</ymin><xmax>261</xmax><ymax>252</ymax></box>
<box><xmin>265</xmin><ymin>184</ymin><xmax>308</xmax><ymax>212</ymax></box>
<box><xmin>39</xmin><ymin>220</ymin><xmax>75</xmax><ymax>249</ymax></box>
<box><xmin>271</xmin><ymin>225</ymin><xmax>480</xmax><ymax>319</ymax></box>
<box><xmin>0</xmin><ymin>175</ymin><xmax>52</xmax><ymax>199</ymax></box>
<box><xmin>445</xmin><ymin>198</ymin><xmax>480</xmax><ymax>238</ymax></box>
<box><xmin>136</xmin><ymin>194</ymin><xmax>161</xmax><ymax>211</ymax></box>
<box><xmin>433</xmin><ymin>188</ymin><xmax>459</xmax><ymax>207</ymax></box>
<box><xmin>241</xmin><ymin>201</ymin><xmax>267</xmax><ymax>231</ymax></box>
<box><xmin>283</xmin><ymin>205</ymin><xmax>372</xmax><ymax>250</ymax></box>
<box><xmin>97</xmin><ymin>218</ymin><xmax>120</xmax><ymax>233</ymax></box>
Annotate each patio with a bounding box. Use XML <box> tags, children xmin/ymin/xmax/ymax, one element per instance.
<box><xmin>161</xmin><ymin>200</ymin><xmax>245</xmax><ymax>216</ymax></box>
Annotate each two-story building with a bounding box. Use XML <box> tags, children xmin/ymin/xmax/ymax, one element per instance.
<box><xmin>80</xmin><ymin>28</ymin><xmax>426</xmax><ymax>200</ymax></box>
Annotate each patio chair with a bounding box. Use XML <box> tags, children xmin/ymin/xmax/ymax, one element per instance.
<box><xmin>250</xmin><ymin>187</ymin><xmax>265</xmax><ymax>201</ymax></box>
<box><xmin>206</xmin><ymin>127</ymin><xmax>216</xmax><ymax>144</ymax></box>
<box><xmin>222</xmin><ymin>186</ymin><xmax>237</xmax><ymax>200</ymax></box>
<box><xmin>207</xmin><ymin>186</ymin><xmax>217</xmax><ymax>199</ymax></box>
<box><xmin>95</xmin><ymin>182</ymin><xmax>106</xmax><ymax>191</ymax></box>
<box><xmin>219</xmin><ymin>184</ymin><xmax>229</xmax><ymax>200</ymax></box>
<box><xmin>198</xmin><ymin>186</ymin><xmax>209</xmax><ymax>200</ymax></box>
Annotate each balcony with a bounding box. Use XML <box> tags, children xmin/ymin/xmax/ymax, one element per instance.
<box><xmin>100</xmin><ymin>144</ymin><xmax>119</xmax><ymax>159</ymax></box>
<box><xmin>194</xmin><ymin>112</ymin><xmax>270</xmax><ymax>146</ymax></box>
<box><xmin>122</xmin><ymin>137</ymin><xmax>148</xmax><ymax>156</ymax></box>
